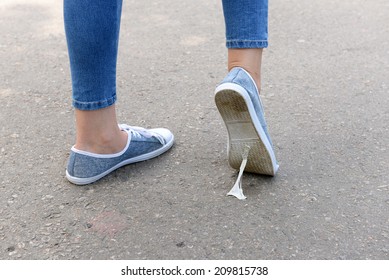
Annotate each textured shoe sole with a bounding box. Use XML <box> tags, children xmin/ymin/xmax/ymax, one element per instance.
<box><xmin>215</xmin><ymin>83</ymin><xmax>278</xmax><ymax>176</ymax></box>
<box><xmin>66</xmin><ymin>135</ymin><xmax>174</xmax><ymax>185</ymax></box>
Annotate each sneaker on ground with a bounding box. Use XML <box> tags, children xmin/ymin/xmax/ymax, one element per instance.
<box><xmin>215</xmin><ymin>67</ymin><xmax>279</xmax><ymax>199</ymax></box>
<box><xmin>66</xmin><ymin>124</ymin><xmax>174</xmax><ymax>185</ymax></box>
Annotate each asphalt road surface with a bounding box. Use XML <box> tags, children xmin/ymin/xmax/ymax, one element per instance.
<box><xmin>0</xmin><ymin>0</ymin><xmax>388</xmax><ymax>259</ymax></box>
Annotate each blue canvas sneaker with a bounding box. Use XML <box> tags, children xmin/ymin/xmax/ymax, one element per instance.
<box><xmin>66</xmin><ymin>124</ymin><xmax>174</xmax><ymax>185</ymax></box>
<box><xmin>215</xmin><ymin>67</ymin><xmax>279</xmax><ymax>199</ymax></box>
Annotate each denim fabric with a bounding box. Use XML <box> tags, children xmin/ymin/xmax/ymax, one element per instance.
<box><xmin>222</xmin><ymin>0</ymin><xmax>268</xmax><ymax>48</ymax></box>
<box><xmin>221</xmin><ymin>67</ymin><xmax>274</xmax><ymax>147</ymax></box>
<box><xmin>64</xmin><ymin>0</ymin><xmax>268</xmax><ymax>110</ymax></box>
<box><xmin>64</xmin><ymin>0</ymin><xmax>123</xmax><ymax>110</ymax></box>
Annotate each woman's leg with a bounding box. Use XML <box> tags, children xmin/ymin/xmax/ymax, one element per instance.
<box><xmin>64</xmin><ymin>0</ymin><xmax>126</xmax><ymax>154</ymax></box>
<box><xmin>221</xmin><ymin>0</ymin><xmax>268</xmax><ymax>91</ymax></box>
<box><xmin>217</xmin><ymin>0</ymin><xmax>276</xmax><ymax>199</ymax></box>
<box><xmin>64</xmin><ymin>0</ymin><xmax>174</xmax><ymax>185</ymax></box>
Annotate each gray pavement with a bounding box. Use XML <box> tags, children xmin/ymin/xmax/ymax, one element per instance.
<box><xmin>0</xmin><ymin>0</ymin><xmax>388</xmax><ymax>259</ymax></box>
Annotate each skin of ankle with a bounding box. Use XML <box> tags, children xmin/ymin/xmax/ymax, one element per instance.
<box><xmin>228</xmin><ymin>48</ymin><xmax>263</xmax><ymax>91</ymax></box>
<box><xmin>74</xmin><ymin>105</ymin><xmax>128</xmax><ymax>154</ymax></box>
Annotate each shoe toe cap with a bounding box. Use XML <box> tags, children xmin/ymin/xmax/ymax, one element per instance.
<box><xmin>150</xmin><ymin>128</ymin><xmax>174</xmax><ymax>144</ymax></box>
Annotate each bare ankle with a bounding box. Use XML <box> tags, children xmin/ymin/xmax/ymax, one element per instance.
<box><xmin>75</xmin><ymin>130</ymin><xmax>127</xmax><ymax>154</ymax></box>
<box><xmin>228</xmin><ymin>48</ymin><xmax>263</xmax><ymax>92</ymax></box>
<box><xmin>74</xmin><ymin>105</ymin><xmax>128</xmax><ymax>154</ymax></box>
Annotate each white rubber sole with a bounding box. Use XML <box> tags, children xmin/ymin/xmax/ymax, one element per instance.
<box><xmin>66</xmin><ymin>135</ymin><xmax>174</xmax><ymax>185</ymax></box>
<box><xmin>215</xmin><ymin>82</ymin><xmax>278</xmax><ymax>176</ymax></box>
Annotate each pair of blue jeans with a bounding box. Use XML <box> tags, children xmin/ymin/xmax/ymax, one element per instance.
<box><xmin>64</xmin><ymin>0</ymin><xmax>268</xmax><ymax>111</ymax></box>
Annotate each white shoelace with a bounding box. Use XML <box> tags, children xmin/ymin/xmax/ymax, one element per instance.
<box><xmin>119</xmin><ymin>124</ymin><xmax>166</xmax><ymax>145</ymax></box>
<box><xmin>227</xmin><ymin>145</ymin><xmax>251</xmax><ymax>200</ymax></box>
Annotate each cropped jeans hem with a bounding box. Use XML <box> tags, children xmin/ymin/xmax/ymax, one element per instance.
<box><xmin>226</xmin><ymin>40</ymin><xmax>268</xmax><ymax>49</ymax></box>
<box><xmin>72</xmin><ymin>94</ymin><xmax>116</xmax><ymax>111</ymax></box>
